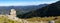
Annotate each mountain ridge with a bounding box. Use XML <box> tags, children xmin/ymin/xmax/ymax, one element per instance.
<box><xmin>17</xmin><ymin>1</ymin><xmax>60</xmax><ymax>18</ymax></box>
<box><xmin>0</xmin><ymin>4</ymin><xmax>48</xmax><ymax>14</ymax></box>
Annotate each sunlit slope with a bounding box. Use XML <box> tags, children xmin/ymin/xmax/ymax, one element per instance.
<box><xmin>26</xmin><ymin>16</ymin><xmax>60</xmax><ymax>23</ymax></box>
<box><xmin>0</xmin><ymin>16</ymin><xmax>21</xmax><ymax>23</ymax></box>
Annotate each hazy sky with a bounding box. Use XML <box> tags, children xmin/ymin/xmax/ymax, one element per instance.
<box><xmin>0</xmin><ymin>0</ymin><xmax>59</xmax><ymax>6</ymax></box>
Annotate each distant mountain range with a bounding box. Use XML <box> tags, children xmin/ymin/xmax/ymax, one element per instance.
<box><xmin>0</xmin><ymin>4</ymin><xmax>48</xmax><ymax>14</ymax></box>
<box><xmin>17</xmin><ymin>1</ymin><xmax>60</xmax><ymax>18</ymax></box>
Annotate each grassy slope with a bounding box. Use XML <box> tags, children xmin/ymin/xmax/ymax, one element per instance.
<box><xmin>26</xmin><ymin>16</ymin><xmax>60</xmax><ymax>23</ymax></box>
<box><xmin>0</xmin><ymin>16</ymin><xmax>21</xmax><ymax>23</ymax></box>
<box><xmin>0</xmin><ymin>16</ymin><xmax>60</xmax><ymax>23</ymax></box>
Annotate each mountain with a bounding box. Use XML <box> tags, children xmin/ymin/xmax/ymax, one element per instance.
<box><xmin>0</xmin><ymin>4</ymin><xmax>48</xmax><ymax>14</ymax></box>
<box><xmin>17</xmin><ymin>1</ymin><xmax>60</xmax><ymax>18</ymax></box>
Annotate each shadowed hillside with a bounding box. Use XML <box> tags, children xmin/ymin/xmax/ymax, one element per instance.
<box><xmin>17</xmin><ymin>1</ymin><xmax>60</xmax><ymax>18</ymax></box>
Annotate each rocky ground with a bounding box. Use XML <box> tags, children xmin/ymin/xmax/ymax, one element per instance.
<box><xmin>0</xmin><ymin>15</ymin><xmax>60</xmax><ymax>23</ymax></box>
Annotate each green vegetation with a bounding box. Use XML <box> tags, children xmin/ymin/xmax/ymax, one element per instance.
<box><xmin>26</xmin><ymin>16</ymin><xmax>60</xmax><ymax>23</ymax></box>
<box><xmin>0</xmin><ymin>16</ymin><xmax>21</xmax><ymax>23</ymax></box>
<box><xmin>0</xmin><ymin>16</ymin><xmax>60</xmax><ymax>23</ymax></box>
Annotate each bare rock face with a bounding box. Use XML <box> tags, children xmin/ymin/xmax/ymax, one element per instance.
<box><xmin>8</xmin><ymin>9</ymin><xmax>18</xmax><ymax>20</ymax></box>
<box><xmin>10</xmin><ymin>9</ymin><xmax>16</xmax><ymax>17</ymax></box>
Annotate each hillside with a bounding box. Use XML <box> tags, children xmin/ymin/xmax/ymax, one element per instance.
<box><xmin>0</xmin><ymin>16</ymin><xmax>21</xmax><ymax>23</ymax></box>
<box><xmin>0</xmin><ymin>15</ymin><xmax>60</xmax><ymax>23</ymax></box>
<box><xmin>0</xmin><ymin>4</ymin><xmax>48</xmax><ymax>14</ymax></box>
<box><xmin>17</xmin><ymin>1</ymin><xmax>60</xmax><ymax>18</ymax></box>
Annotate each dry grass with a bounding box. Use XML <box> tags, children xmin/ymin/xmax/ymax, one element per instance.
<box><xmin>0</xmin><ymin>16</ymin><xmax>21</xmax><ymax>23</ymax></box>
<box><xmin>26</xmin><ymin>16</ymin><xmax>60</xmax><ymax>23</ymax></box>
<box><xmin>0</xmin><ymin>16</ymin><xmax>60</xmax><ymax>23</ymax></box>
